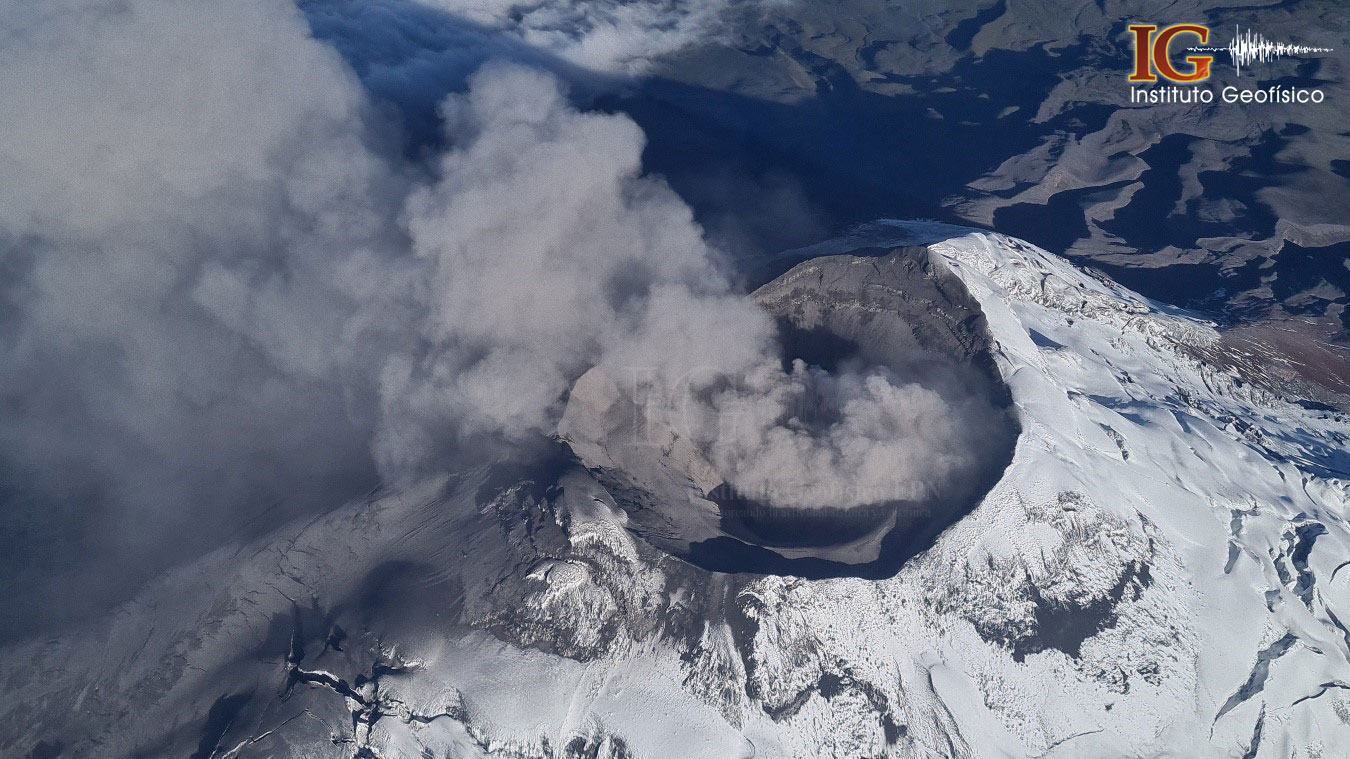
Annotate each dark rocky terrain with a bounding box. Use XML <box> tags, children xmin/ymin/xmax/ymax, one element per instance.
<box><xmin>610</xmin><ymin>0</ymin><xmax>1350</xmax><ymax>399</ymax></box>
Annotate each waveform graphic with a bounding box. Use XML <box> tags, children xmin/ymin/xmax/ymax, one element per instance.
<box><xmin>1188</xmin><ymin>26</ymin><xmax>1334</xmax><ymax>76</ymax></box>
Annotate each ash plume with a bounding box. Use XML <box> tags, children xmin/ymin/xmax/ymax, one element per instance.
<box><xmin>380</xmin><ymin>64</ymin><xmax>996</xmax><ymax>512</ymax></box>
<box><xmin>0</xmin><ymin>0</ymin><xmax>995</xmax><ymax>636</ymax></box>
<box><xmin>698</xmin><ymin>361</ymin><xmax>996</xmax><ymax>509</ymax></box>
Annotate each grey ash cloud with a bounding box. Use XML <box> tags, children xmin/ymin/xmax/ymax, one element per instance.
<box><xmin>0</xmin><ymin>0</ymin><xmax>406</xmax><ymax>627</ymax></box>
<box><xmin>0</xmin><ymin>0</ymin><xmax>995</xmax><ymax>633</ymax></box>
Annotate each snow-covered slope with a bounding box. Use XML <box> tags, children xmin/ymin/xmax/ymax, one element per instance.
<box><xmin>2</xmin><ymin>223</ymin><xmax>1347</xmax><ymax>758</ymax></box>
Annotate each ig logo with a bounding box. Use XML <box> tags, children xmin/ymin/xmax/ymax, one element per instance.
<box><xmin>1128</xmin><ymin>24</ymin><xmax>1213</xmax><ymax>82</ymax></box>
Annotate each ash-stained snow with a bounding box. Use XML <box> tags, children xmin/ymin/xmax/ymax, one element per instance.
<box><xmin>2</xmin><ymin>222</ymin><xmax>1347</xmax><ymax>758</ymax></box>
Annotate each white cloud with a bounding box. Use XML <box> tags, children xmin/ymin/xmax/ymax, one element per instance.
<box><xmin>412</xmin><ymin>0</ymin><xmax>758</xmax><ymax>74</ymax></box>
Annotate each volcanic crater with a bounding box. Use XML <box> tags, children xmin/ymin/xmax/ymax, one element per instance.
<box><xmin>559</xmin><ymin>242</ymin><xmax>1020</xmax><ymax>578</ymax></box>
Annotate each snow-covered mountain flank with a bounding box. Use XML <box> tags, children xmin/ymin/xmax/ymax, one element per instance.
<box><xmin>3</xmin><ymin>222</ymin><xmax>1347</xmax><ymax>759</ymax></box>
